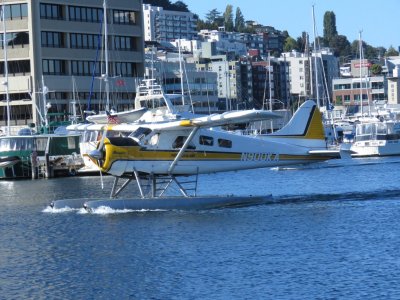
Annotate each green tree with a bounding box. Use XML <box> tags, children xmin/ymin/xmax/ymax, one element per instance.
<box><xmin>385</xmin><ymin>46</ymin><xmax>399</xmax><ymax>57</ymax></box>
<box><xmin>370</xmin><ymin>64</ymin><xmax>382</xmax><ymax>75</ymax></box>
<box><xmin>205</xmin><ymin>8</ymin><xmax>223</xmax><ymax>29</ymax></box>
<box><xmin>223</xmin><ymin>5</ymin><xmax>234</xmax><ymax>32</ymax></box>
<box><xmin>172</xmin><ymin>1</ymin><xmax>189</xmax><ymax>12</ymax></box>
<box><xmin>323</xmin><ymin>11</ymin><xmax>338</xmax><ymax>45</ymax></box>
<box><xmin>364</xmin><ymin>45</ymin><xmax>378</xmax><ymax>59</ymax></box>
<box><xmin>296</xmin><ymin>32</ymin><xmax>308</xmax><ymax>52</ymax></box>
<box><xmin>234</xmin><ymin>7</ymin><xmax>245</xmax><ymax>32</ymax></box>
<box><xmin>329</xmin><ymin>35</ymin><xmax>351</xmax><ymax>57</ymax></box>
<box><xmin>284</xmin><ymin>36</ymin><xmax>298</xmax><ymax>52</ymax></box>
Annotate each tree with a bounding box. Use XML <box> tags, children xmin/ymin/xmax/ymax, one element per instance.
<box><xmin>323</xmin><ymin>11</ymin><xmax>338</xmax><ymax>45</ymax></box>
<box><xmin>223</xmin><ymin>5</ymin><xmax>234</xmax><ymax>32</ymax></box>
<box><xmin>205</xmin><ymin>8</ymin><xmax>223</xmax><ymax>29</ymax></box>
<box><xmin>284</xmin><ymin>37</ymin><xmax>298</xmax><ymax>52</ymax></box>
<box><xmin>364</xmin><ymin>45</ymin><xmax>378</xmax><ymax>60</ymax></box>
<box><xmin>385</xmin><ymin>46</ymin><xmax>399</xmax><ymax>57</ymax></box>
<box><xmin>370</xmin><ymin>64</ymin><xmax>382</xmax><ymax>75</ymax></box>
<box><xmin>329</xmin><ymin>35</ymin><xmax>351</xmax><ymax>57</ymax></box>
<box><xmin>234</xmin><ymin>7</ymin><xmax>245</xmax><ymax>32</ymax></box>
<box><xmin>171</xmin><ymin>1</ymin><xmax>189</xmax><ymax>12</ymax></box>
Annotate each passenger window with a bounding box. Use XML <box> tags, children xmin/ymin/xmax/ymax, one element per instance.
<box><xmin>172</xmin><ymin>136</ymin><xmax>196</xmax><ymax>149</ymax></box>
<box><xmin>199</xmin><ymin>135</ymin><xmax>214</xmax><ymax>146</ymax></box>
<box><xmin>218</xmin><ymin>138</ymin><xmax>232</xmax><ymax>148</ymax></box>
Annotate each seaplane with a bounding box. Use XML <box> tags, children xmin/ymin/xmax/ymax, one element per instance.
<box><xmin>51</xmin><ymin>100</ymin><xmax>340</xmax><ymax>212</ymax></box>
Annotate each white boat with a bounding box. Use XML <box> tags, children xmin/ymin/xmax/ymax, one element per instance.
<box><xmin>349</xmin><ymin>119</ymin><xmax>400</xmax><ymax>157</ymax></box>
<box><xmin>85</xmin><ymin>107</ymin><xmax>148</xmax><ymax>124</ymax></box>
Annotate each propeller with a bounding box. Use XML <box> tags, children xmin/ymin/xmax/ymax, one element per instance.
<box><xmin>88</xmin><ymin>125</ymin><xmax>109</xmax><ymax>189</ymax></box>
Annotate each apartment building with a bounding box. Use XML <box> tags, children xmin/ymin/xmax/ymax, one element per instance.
<box><xmin>143</xmin><ymin>4</ymin><xmax>197</xmax><ymax>42</ymax></box>
<box><xmin>0</xmin><ymin>0</ymin><xmax>144</xmax><ymax>129</ymax></box>
<box><xmin>332</xmin><ymin>76</ymin><xmax>386</xmax><ymax>106</ymax></box>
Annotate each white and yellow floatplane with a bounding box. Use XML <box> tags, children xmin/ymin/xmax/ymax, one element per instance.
<box><xmin>51</xmin><ymin>100</ymin><xmax>340</xmax><ymax>211</ymax></box>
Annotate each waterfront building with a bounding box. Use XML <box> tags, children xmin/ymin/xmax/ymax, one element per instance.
<box><xmin>280</xmin><ymin>49</ymin><xmax>338</xmax><ymax>107</ymax></box>
<box><xmin>332</xmin><ymin>76</ymin><xmax>386</xmax><ymax>107</ymax></box>
<box><xmin>145</xmin><ymin>49</ymin><xmax>219</xmax><ymax>114</ymax></box>
<box><xmin>0</xmin><ymin>0</ymin><xmax>144</xmax><ymax>131</ymax></box>
<box><xmin>195</xmin><ymin>52</ymin><xmax>242</xmax><ymax>111</ymax></box>
<box><xmin>387</xmin><ymin>64</ymin><xmax>400</xmax><ymax>104</ymax></box>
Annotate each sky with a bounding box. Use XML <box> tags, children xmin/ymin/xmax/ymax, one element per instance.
<box><xmin>182</xmin><ymin>0</ymin><xmax>399</xmax><ymax>50</ymax></box>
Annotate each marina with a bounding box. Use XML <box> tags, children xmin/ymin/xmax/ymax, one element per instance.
<box><xmin>1</xmin><ymin>0</ymin><xmax>400</xmax><ymax>298</ymax></box>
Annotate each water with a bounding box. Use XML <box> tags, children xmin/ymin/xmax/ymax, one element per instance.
<box><xmin>2</xmin><ymin>157</ymin><xmax>400</xmax><ymax>299</ymax></box>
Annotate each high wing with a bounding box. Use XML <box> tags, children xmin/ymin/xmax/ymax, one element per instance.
<box><xmin>158</xmin><ymin>110</ymin><xmax>281</xmax><ymax>130</ymax></box>
<box><xmin>67</xmin><ymin>110</ymin><xmax>280</xmax><ymax>132</ymax></box>
<box><xmin>181</xmin><ymin>110</ymin><xmax>281</xmax><ymax>127</ymax></box>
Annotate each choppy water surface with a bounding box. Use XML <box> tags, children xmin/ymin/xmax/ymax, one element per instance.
<box><xmin>1</xmin><ymin>157</ymin><xmax>400</xmax><ymax>299</ymax></box>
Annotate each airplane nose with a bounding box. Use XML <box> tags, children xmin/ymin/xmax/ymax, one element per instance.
<box><xmin>88</xmin><ymin>149</ymin><xmax>103</xmax><ymax>160</ymax></box>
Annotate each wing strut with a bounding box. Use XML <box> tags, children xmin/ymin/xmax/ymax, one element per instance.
<box><xmin>168</xmin><ymin>127</ymin><xmax>199</xmax><ymax>174</ymax></box>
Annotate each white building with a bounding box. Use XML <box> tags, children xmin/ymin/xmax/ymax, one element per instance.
<box><xmin>143</xmin><ymin>4</ymin><xmax>197</xmax><ymax>42</ymax></box>
<box><xmin>145</xmin><ymin>50</ymin><xmax>219</xmax><ymax>114</ymax></box>
<box><xmin>197</xmin><ymin>29</ymin><xmax>247</xmax><ymax>56</ymax></box>
<box><xmin>279</xmin><ymin>51</ymin><xmax>311</xmax><ymax>99</ymax></box>
<box><xmin>280</xmin><ymin>49</ymin><xmax>338</xmax><ymax>105</ymax></box>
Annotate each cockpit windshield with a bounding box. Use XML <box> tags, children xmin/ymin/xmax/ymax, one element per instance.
<box><xmin>129</xmin><ymin>127</ymin><xmax>152</xmax><ymax>141</ymax></box>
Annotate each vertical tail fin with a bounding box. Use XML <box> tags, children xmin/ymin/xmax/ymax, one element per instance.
<box><xmin>270</xmin><ymin>100</ymin><xmax>325</xmax><ymax>140</ymax></box>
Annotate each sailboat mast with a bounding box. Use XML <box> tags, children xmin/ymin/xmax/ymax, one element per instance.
<box><xmin>359</xmin><ymin>30</ymin><xmax>363</xmax><ymax>116</ymax></box>
<box><xmin>103</xmin><ymin>0</ymin><xmax>110</xmax><ymax>111</ymax></box>
<box><xmin>178</xmin><ymin>39</ymin><xmax>185</xmax><ymax>106</ymax></box>
<box><xmin>312</xmin><ymin>5</ymin><xmax>320</xmax><ymax>108</ymax></box>
<box><xmin>2</xmin><ymin>3</ymin><xmax>10</xmax><ymax>135</ymax></box>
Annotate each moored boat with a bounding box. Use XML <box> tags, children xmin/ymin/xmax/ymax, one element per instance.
<box><xmin>0</xmin><ymin>133</ymin><xmax>84</xmax><ymax>179</ymax></box>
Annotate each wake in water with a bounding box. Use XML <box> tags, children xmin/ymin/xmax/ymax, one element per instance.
<box><xmin>42</xmin><ymin>205</ymin><xmax>167</xmax><ymax>215</ymax></box>
<box><xmin>272</xmin><ymin>188</ymin><xmax>400</xmax><ymax>205</ymax></box>
<box><xmin>271</xmin><ymin>157</ymin><xmax>400</xmax><ymax>171</ymax></box>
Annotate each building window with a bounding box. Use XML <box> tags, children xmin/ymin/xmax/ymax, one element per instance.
<box><xmin>0</xmin><ymin>59</ymin><xmax>30</xmax><ymax>76</ymax></box>
<box><xmin>114</xmin><ymin>36</ymin><xmax>135</xmax><ymax>51</ymax></box>
<box><xmin>115</xmin><ymin>62</ymin><xmax>135</xmax><ymax>77</ymax></box>
<box><xmin>71</xmin><ymin>60</ymin><xmax>105</xmax><ymax>77</ymax></box>
<box><xmin>1</xmin><ymin>3</ymin><xmax>28</xmax><ymax>20</ymax></box>
<box><xmin>70</xmin><ymin>33</ymin><xmax>100</xmax><ymax>49</ymax></box>
<box><xmin>69</xmin><ymin>6</ymin><xmax>103</xmax><ymax>23</ymax></box>
<box><xmin>0</xmin><ymin>32</ymin><xmax>29</xmax><ymax>48</ymax></box>
<box><xmin>334</xmin><ymin>84</ymin><xmax>351</xmax><ymax>90</ymax></box>
<box><xmin>41</xmin><ymin>32</ymin><xmax>64</xmax><ymax>48</ymax></box>
<box><xmin>40</xmin><ymin>4</ymin><xmax>64</xmax><ymax>20</ymax></box>
<box><xmin>42</xmin><ymin>59</ymin><xmax>67</xmax><ymax>75</ymax></box>
<box><xmin>113</xmin><ymin>10</ymin><xmax>137</xmax><ymax>25</ymax></box>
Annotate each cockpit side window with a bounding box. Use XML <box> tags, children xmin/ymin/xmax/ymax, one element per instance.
<box><xmin>218</xmin><ymin>138</ymin><xmax>232</xmax><ymax>148</ymax></box>
<box><xmin>199</xmin><ymin>135</ymin><xmax>214</xmax><ymax>146</ymax></box>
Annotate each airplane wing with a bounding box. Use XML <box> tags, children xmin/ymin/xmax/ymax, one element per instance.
<box><xmin>177</xmin><ymin>110</ymin><xmax>281</xmax><ymax>129</ymax></box>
